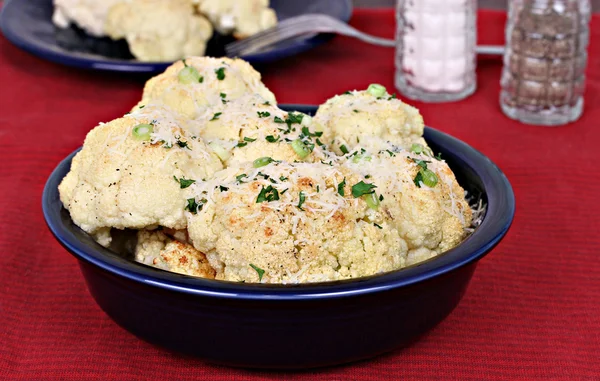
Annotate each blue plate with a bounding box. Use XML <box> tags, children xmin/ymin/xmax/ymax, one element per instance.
<box><xmin>0</xmin><ymin>0</ymin><xmax>352</xmax><ymax>73</ymax></box>
<box><xmin>42</xmin><ymin>104</ymin><xmax>515</xmax><ymax>369</ymax></box>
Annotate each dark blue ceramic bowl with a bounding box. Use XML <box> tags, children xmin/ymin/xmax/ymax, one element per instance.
<box><xmin>42</xmin><ymin>105</ymin><xmax>515</xmax><ymax>369</ymax></box>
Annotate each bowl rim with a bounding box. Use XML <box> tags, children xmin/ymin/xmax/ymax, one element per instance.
<box><xmin>42</xmin><ymin>104</ymin><xmax>515</xmax><ymax>301</ymax></box>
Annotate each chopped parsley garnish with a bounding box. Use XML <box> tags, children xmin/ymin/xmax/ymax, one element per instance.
<box><xmin>374</xmin><ymin>223</ymin><xmax>383</xmax><ymax>229</ymax></box>
<box><xmin>351</xmin><ymin>181</ymin><xmax>377</xmax><ymax>198</ymax></box>
<box><xmin>256</xmin><ymin>185</ymin><xmax>280</xmax><ymax>203</ymax></box>
<box><xmin>409</xmin><ymin>158</ymin><xmax>431</xmax><ymax>170</ymax></box>
<box><xmin>185</xmin><ymin>198</ymin><xmax>206</xmax><ymax>214</ymax></box>
<box><xmin>219</xmin><ymin>185</ymin><xmax>229</xmax><ymax>192</ymax></box>
<box><xmin>139</xmin><ymin>105</ymin><xmax>145</xmax><ymax>109</ymax></box>
<box><xmin>266</xmin><ymin>135</ymin><xmax>280</xmax><ymax>143</ymax></box>
<box><xmin>236</xmin><ymin>141</ymin><xmax>248</xmax><ymax>148</ymax></box>
<box><xmin>257</xmin><ymin>111</ymin><xmax>271</xmax><ymax>118</ymax></box>
<box><xmin>340</xmin><ymin>145</ymin><xmax>349</xmax><ymax>154</ymax></box>
<box><xmin>182</xmin><ymin>59</ymin><xmax>188</xmax><ymax>67</ymax></box>
<box><xmin>286</xmin><ymin>112</ymin><xmax>304</xmax><ymax>127</ymax></box>
<box><xmin>215</xmin><ymin>67</ymin><xmax>226</xmax><ymax>80</ymax></box>
<box><xmin>365</xmin><ymin>175</ymin><xmax>371</xmax><ymax>179</ymax></box>
<box><xmin>281</xmin><ymin>188</ymin><xmax>289</xmax><ymax>194</ymax></box>
<box><xmin>353</xmin><ymin>109</ymin><xmax>359</xmax><ymax>113</ymax></box>
<box><xmin>435</xmin><ymin>153</ymin><xmax>443</xmax><ymax>161</ymax></box>
<box><xmin>385</xmin><ymin>150</ymin><xmax>396</xmax><ymax>157</ymax></box>
<box><xmin>173</xmin><ymin>176</ymin><xmax>196</xmax><ymax>189</ymax></box>
<box><xmin>388</xmin><ymin>93</ymin><xmax>397</xmax><ymax>100</ymax></box>
<box><xmin>220</xmin><ymin>93</ymin><xmax>227</xmax><ymax>103</ymax></box>
<box><xmin>316</xmin><ymin>185</ymin><xmax>320</xmax><ymax>193</ymax></box>
<box><xmin>344</xmin><ymin>91</ymin><xmax>353</xmax><ymax>95</ymax></box>
<box><xmin>274</xmin><ymin>116</ymin><xmax>285</xmax><ymax>124</ymax></box>
<box><xmin>316</xmin><ymin>138</ymin><xmax>324</xmax><ymax>147</ymax></box>
<box><xmin>337</xmin><ymin>178</ymin><xmax>346</xmax><ymax>196</ymax></box>
<box><xmin>249</xmin><ymin>264</ymin><xmax>265</xmax><ymax>281</ymax></box>
<box><xmin>300</xmin><ymin>126</ymin><xmax>323</xmax><ymax>138</ymax></box>
<box><xmin>210</xmin><ymin>112</ymin><xmax>222</xmax><ymax>121</ymax></box>
<box><xmin>297</xmin><ymin>191</ymin><xmax>306</xmax><ymax>210</ymax></box>
<box><xmin>413</xmin><ymin>172</ymin><xmax>424</xmax><ymax>188</ymax></box>
<box><xmin>236</xmin><ymin>174</ymin><xmax>247</xmax><ymax>183</ymax></box>
<box><xmin>176</xmin><ymin>140</ymin><xmax>190</xmax><ymax>149</ymax></box>
<box><xmin>199</xmin><ymin>76</ymin><xmax>204</xmax><ymax>83</ymax></box>
<box><xmin>379</xmin><ymin>194</ymin><xmax>384</xmax><ymax>201</ymax></box>
<box><xmin>279</xmin><ymin>176</ymin><xmax>288</xmax><ymax>181</ymax></box>
<box><xmin>243</xmin><ymin>137</ymin><xmax>257</xmax><ymax>142</ymax></box>
<box><xmin>263</xmin><ymin>101</ymin><xmax>271</xmax><ymax>106</ymax></box>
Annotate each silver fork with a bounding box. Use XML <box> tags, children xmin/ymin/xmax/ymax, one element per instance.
<box><xmin>225</xmin><ymin>13</ymin><xmax>504</xmax><ymax>57</ymax></box>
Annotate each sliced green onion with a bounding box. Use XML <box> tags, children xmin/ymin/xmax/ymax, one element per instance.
<box><xmin>208</xmin><ymin>141</ymin><xmax>230</xmax><ymax>161</ymax></box>
<box><xmin>301</xmin><ymin>114</ymin><xmax>312</xmax><ymax>127</ymax></box>
<box><xmin>178</xmin><ymin>66</ymin><xmax>201</xmax><ymax>84</ymax></box>
<box><xmin>132</xmin><ymin>123</ymin><xmax>153</xmax><ymax>140</ymax></box>
<box><xmin>420</xmin><ymin>169</ymin><xmax>438</xmax><ymax>188</ymax></box>
<box><xmin>352</xmin><ymin>153</ymin><xmax>372</xmax><ymax>163</ymax></box>
<box><xmin>367</xmin><ymin>83</ymin><xmax>387</xmax><ymax>97</ymax></box>
<box><xmin>410</xmin><ymin>143</ymin><xmax>424</xmax><ymax>154</ymax></box>
<box><xmin>365</xmin><ymin>193</ymin><xmax>380</xmax><ymax>210</ymax></box>
<box><xmin>290</xmin><ymin>139</ymin><xmax>312</xmax><ymax>159</ymax></box>
<box><xmin>253</xmin><ymin>157</ymin><xmax>274</xmax><ymax>168</ymax></box>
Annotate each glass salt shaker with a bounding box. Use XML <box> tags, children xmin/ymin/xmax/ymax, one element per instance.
<box><xmin>500</xmin><ymin>0</ymin><xmax>591</xmax><ymax>126</ymax></box>
<box><xmin>395</xmin><ymin>0</ymin><xmax>478</xmax><ymax>103</ymax></box>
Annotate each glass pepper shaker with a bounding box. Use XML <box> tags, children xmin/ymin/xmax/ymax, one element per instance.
<box><xmin>500</xmin><ymin>0</ymin><xmax>591</xmax><ymax>126</ymax></box>
<box><xmin>395</xmin><ymin>0</ymin><xmax>478</xmax><ymax>103</ymax></box>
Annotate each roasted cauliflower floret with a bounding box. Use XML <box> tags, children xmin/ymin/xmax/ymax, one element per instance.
<box><xmin>52</xmin><ymin>0</ymin><xmax>123</xmax><ymax>37</ymax></box>
<box><xmin>135</xmin><ymin>230</ymin><xmax>216</xmax><ymax>278</ymax></box>
<box><xmin>58</xmin><ymin>104</ymin><xmax>223</xmax><ymax>246</ymax></box>
<box><xmin>194</xmin><ymin>0</ymin><xmax>277</xmax><ymax>39</ymax></box>
<box><xmin>134</xmin><ymin>57</ymin><xmax>276</xmax><ymax>120</ymax></box>
<box><xmin>186</xmin><ymin>161</ymin><xmax>409</xmax><ymax>284</ymax></box>
<box><xmin>340</xmin><ymin>144</ymin><xmax>472</xmax><ymax>256</ymax></box>
<box><xmin>314</xmin><ymin>86</ymin><xmax>426</xmax><ymax>155</ymax></box>
<box><xmin>105</xmin><ymin>0</ymin><xmax>213</xmax><ymax>62</ymax></box>
<box><xmin>198</xmin><ymin>94</ymin><xmax>328</xmax><ymax>165</ymax></box>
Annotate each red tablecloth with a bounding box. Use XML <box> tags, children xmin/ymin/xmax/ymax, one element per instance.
<box><xmin>1</xmin><ymin>8</ymin><xmax>599</xmax><ymax>380</ymax></box>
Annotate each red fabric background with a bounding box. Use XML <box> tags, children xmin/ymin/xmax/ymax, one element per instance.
<box><xmin>1</xmin><ymin>9</ymin><xmax>599</xmax><ymax>380</ymax></box>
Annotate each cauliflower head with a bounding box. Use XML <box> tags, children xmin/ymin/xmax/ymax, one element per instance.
<box><xmin>186</xmin><ymin>161</ymin><xmax>412</xmax><ymax>284</ymax></box>
<box><xmin>340</xmin><ymin>144</ymin><xmax>472</xmax><ymax>257</ymax></box>
<box><xmin>134</xmin><ymin>57</ymin><xmax>276</xmax><ymax>120</ymax></box>
<box><xmin>194</xmin><ymin>0</ymin><xmax>277</xmax><ymax>39</ymax></box>
<box><xmin>314</xmin><ymin>87</ymin><xmax>426</xmax><ymax>155</ymax></box>
<box><xmin>105</xmin><ymin>0</ymin><xmax>213</xmax><ymax>62</ymax></box>
<box><xmin>198</xmin><ymin>94</ymin><xmax>328</xmax><ymax>165</ymax></box>
<box><xmin>58</xmin><ymin>104</ymin><xmax>223</xmax><ymax>245</ymax></box>
<box><xmin>135</xmin><ymin>230</ymin><xmax>216</xmax><ymax>278</ymax></box>
<box><xmin>52</xmin><ymin>0</ymin><xmax>124</xmax><ymax>37</ymax></box>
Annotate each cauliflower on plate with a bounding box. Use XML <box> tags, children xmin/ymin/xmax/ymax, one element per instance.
<box><xmin>193</xmin><ymin>0</ymin><xmax>277</xmax><ymax>39</ymax></box>
<box><xmin>52</xmin><ymin>0</ymin><xmax>124</xmax><ymax>37</ymax></box>
<box><xmin>135</xmin><ymin>230</ymin><xmax>215</xmax><ymax>279</ymax></box>
<box><xmin>314</xmin><ymin>85</ymin><xmax>426</xmax><ymax>155</ymax></box>
<box><xmin>134</xmin><ymin>57</ymin><xmax>276</xmax><ymax>120</ymax></box>
<box><xmin>58</xmin><ymin>104</ymin><xmax>222</xmax><ymax>246</ymax></box>
<box><xmin>105</xmin><ymin>0</ymin><xmax>213</xmax><ymax>62</ymax></box>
